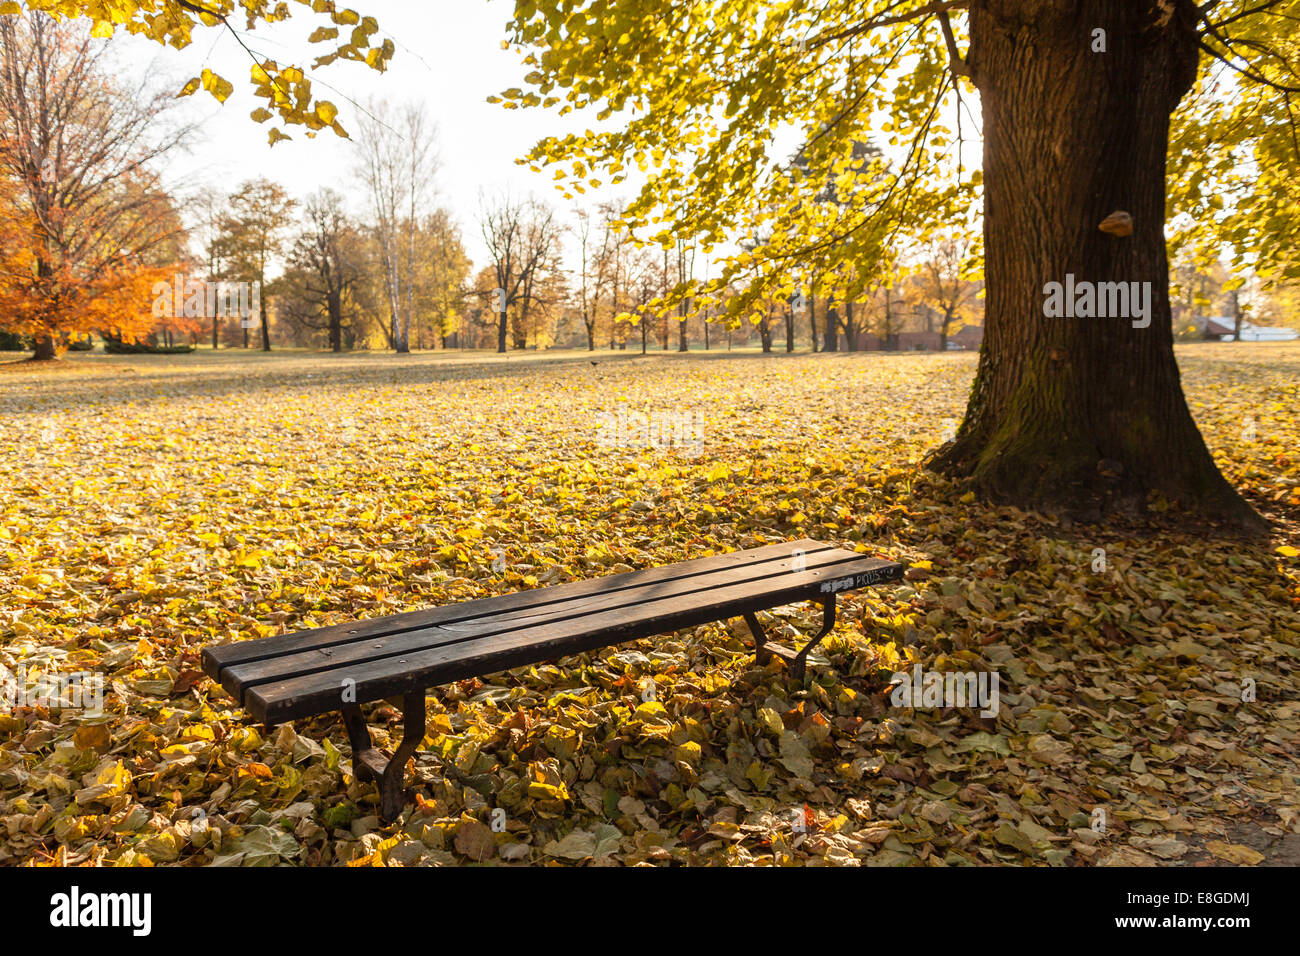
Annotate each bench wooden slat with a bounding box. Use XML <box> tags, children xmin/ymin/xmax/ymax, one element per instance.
<box><xmin>219</xmin><ymin>544</ymin><xmax>878</xmax><ymax>700</ymax></box>
<box><xmin>242</xmin><ymin>555</ymin><xmax>901</xmax><ymax>723</ymax></box>
<box><xmin>203</xmin><ymin>538</ymin><xmax>835</xmax><ymax>676</ymax></box>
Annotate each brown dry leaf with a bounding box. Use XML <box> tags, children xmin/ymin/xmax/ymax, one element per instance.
<box><xmin>453</xmin><ymin>820</ymin><xmax>495</xmax><ymax>862</ymax></box>
<box><xmin>73</xmin><ymin>724</ymin><xmax>111</xmax><ymax>753</ymax></box>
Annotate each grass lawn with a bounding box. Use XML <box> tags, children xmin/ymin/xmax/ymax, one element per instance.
<box><xmin>0</xmin><ymin>344</ymin><xmax>1297</xmax><ymax>865</ymax></box>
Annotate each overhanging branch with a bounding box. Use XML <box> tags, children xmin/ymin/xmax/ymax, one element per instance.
<box><xmin>1197</xmin><ymin>6</ymin><xmax>1300</xmax><ymax>93</ymax></box>
<box><xmin>937</xmin><ymin>10</ymin><xmax>971</xmax><ymax>79</ymax></box>
<box><xmin>808</xmin><ymin>1</ymin><xmax>971</xmax><ymax>50</ymax></box>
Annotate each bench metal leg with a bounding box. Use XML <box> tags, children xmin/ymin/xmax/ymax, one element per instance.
<box><xmin>340</xmin><ymin>690</ymin><xmax>426</xmax><ymax>824</ymax></box>
<box><xmin>743</xmin><ymin>597</ymin><xmax>836</xmax><ymax>680</ymax></box>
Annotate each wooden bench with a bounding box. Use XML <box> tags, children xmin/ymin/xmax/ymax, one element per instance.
<box><xmin>201</xmin><ymin>539</ymin><xmax>904</xmax><ymax>821</ymax></box>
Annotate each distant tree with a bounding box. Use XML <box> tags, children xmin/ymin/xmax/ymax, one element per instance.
<box><xmin>413</xmin><ymin>208</ymin><xmax>471</xmax><ymax>349</ymax></box>
<box><xmin>215</xmin><ymin>178</ymin><xmax>295</xmax><ymax>351</ymax></box>
<box><xmin>279</xmin><ymin>189</ymin><xmax>360</xmax><ymax>352</ymax></box>
<box><xmin>479</xmin><ymin>193</ymin><xmax>563</xmax><ymax>352</ymax></box>
<box><xmin>0</xmin><ymin>12</ymin><xmax>186</xmax><ymax>359</ymax></box>
<box><xmin>194</xmin><ymin>188</ymin><xmax>232</xmax><ymax>349</ymax></box>
<box><xmin>915</xmin><ymin>229</ymin><xmax>982</xmax><ymax>349</ymax></box>
<box><xmin>626</xmin><ymin>250</ymin><xmax>663</xmax><ymax>355</ymax></box>
<box><xmin>575</xmin><ymin>203</ymin><xmax>618</xmax><ymax>351</ymax></box>
<box><xmin>354</xmin><ymin>100</ymin><xmax>438</xmax><ymax>354</ymax></box>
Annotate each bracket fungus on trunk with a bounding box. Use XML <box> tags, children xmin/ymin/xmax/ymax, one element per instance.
<box><xmin>1098</xmin><ymin>210</ymin><xmax>1134</xmax><ymax>237</ymax></box>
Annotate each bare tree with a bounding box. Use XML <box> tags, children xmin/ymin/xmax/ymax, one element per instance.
<box><xmin>354</xmin><ymin>100</ymin><xmax>438</xmax><ymax>353</ymax></box>
<box><xmin>280</xmin><ymin>189</ymin><xmax>359</xmax><ymax>352</ymax></box>
<box><xmin>623</xmin><ymin>248</ymin><xmax>666</xmax><ymax>355</ymax></box>
<box><xmin>193</xmin><ymin>188</ymin><xmax>229</xmax><ymax>349</ymax></box>
<box><xmin>574</xmin><ymin>203</ymin><xmax>619</xmax><ymax>351</ymax></box>
<box><xmin>478</xmin><ymin>193</ymin><xmax>562</xmax><ymax>353</ymax></box>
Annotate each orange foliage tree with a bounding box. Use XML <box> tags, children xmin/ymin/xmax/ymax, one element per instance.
<box><xmin>0</xmin><ymin>12</ymin><xmax>186</xmax><ymax>358</ymax></box>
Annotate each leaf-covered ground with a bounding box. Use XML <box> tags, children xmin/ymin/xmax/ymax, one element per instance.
<box><xmin>0</xmin><ymin>344</ymin><xmax>1297</xmax><ymax>866</ymax></box>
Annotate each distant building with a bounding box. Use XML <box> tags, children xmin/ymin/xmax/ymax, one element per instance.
<box><xmin>848</xmin><ymin>326</ymin><xmax>983</xmax><ymax>351</ymax></box>
<box><xmin>1196</xmin><ymin>316</ymin><xmax>1237</xmax><ymax>340</ymax></box>
<box><xmin>950</xmin><ymin>325</ymin><xmax>983</xmax><ymax>350</ymax></box>
<box><xmin>1236</xmin><ymin>321</ymin><xmax>1299</xmax><ymax>342</ymax></box>
<box><xmin>850</xmin><ymin>331</ymin><xmax>941</xmax><ymax>351</ymax></box>
<box><xmin>1196</xmin><ymin>316</ymin><xmax>1298</xmax><ymax>342</ymax></box>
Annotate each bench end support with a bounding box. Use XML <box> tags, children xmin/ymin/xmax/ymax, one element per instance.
<box><xmin>341</xmin><ymin>690</ymin><xmax>427</xmax><ymax>824</ymax></box>
<box><xmin>743</xmin><ymin>596</ymin><xmax>836</xmax><ymax>680</ymax></box>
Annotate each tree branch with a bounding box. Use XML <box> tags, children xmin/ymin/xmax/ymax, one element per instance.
<box><xmin>937</xmin><ymin>10</ymin><xmax>971</xmax><ymax>79</ymax></box>
<box><xmin>1198</xmin><ymin>38</ymin><xmax>1300</xmax><ymax>93</ymax></box>
<box><xmin>808</xmin><ymin>1</ymin><xmax>970</xmax><ymax>50</ymax></box>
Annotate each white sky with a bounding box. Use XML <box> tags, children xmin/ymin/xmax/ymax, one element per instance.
<box><xmin>114</xmin><ymin>0</ymin><xmax>615</xmax><ymax>272</ymax></box>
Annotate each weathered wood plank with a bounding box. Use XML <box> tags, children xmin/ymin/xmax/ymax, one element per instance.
<box><xmin>243</xmin><ymin>555</ymin><xmax>901</xmax><ymax>723</ymax></box>
<box><xmin>220</xmin><ymin>544</ymin><xmax>875</xmax><ymax>699</ymax></box>
<box><xmin>202</xmin><ymin>538</ymin><xmax>833</xmax><ymax>678</ymax></box>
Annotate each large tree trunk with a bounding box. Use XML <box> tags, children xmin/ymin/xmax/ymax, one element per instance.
<box><xmin>823</xmin><ymin>298</ymin><xmax>838</xmax><ymax>352</ymax></box>
<box><xmin>32</xmin><ymin>333</ymin><xmax>59</xmax><ymax>361</ymax></box>
<box><xmin>930</xmin><ymin>0</ymin><xmax>1261</xmax><ymax>529</ymax></box>
<box><xmin>497</xmin><ymin>310</ymin><xmax>508</xmax><ymax>353</ymax></box>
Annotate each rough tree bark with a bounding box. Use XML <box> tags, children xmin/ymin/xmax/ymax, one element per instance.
<box><xmin>928</xmin><ymin>0</ymin><xmax>1263</xmax><ymax>530</ymax></box>
<box><xmin>33</xmin><ymin>334</ymin><xmax>58</xmax><ymax>361</ymax></box>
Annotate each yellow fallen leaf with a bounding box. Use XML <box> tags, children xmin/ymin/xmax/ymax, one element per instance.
<box><xmin>1205</xmin><ymin>841</ymin><xmax>1264</xmax><ymax>865</ymax></box>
